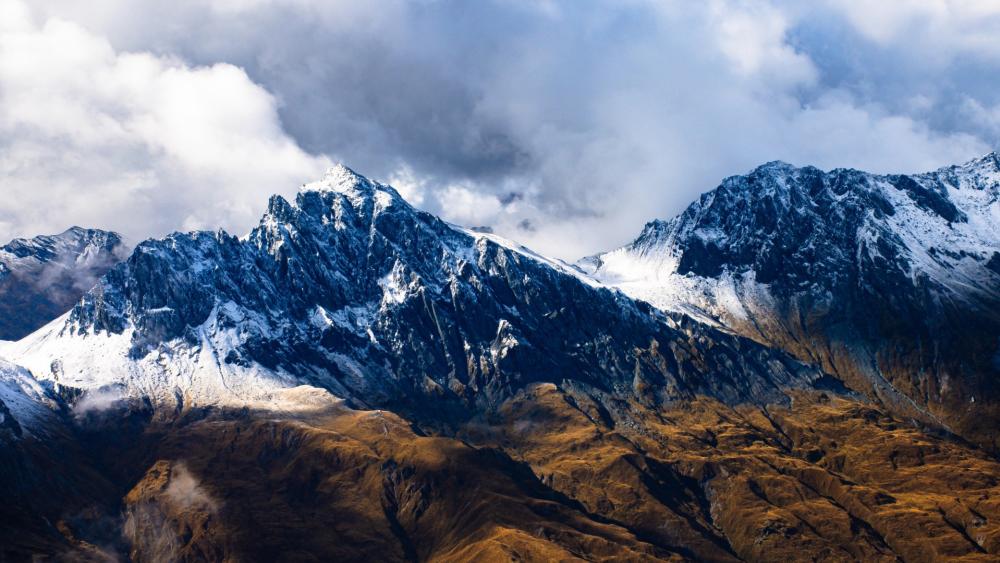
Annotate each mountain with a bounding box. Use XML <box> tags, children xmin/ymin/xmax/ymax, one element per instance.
<box><xmin>0</xmin><ymin>227</ymin><xmax>129</xmax><ymax>340</ymax></box>
<box><xmin>2</xmin><ymin>164</ymin><xmax>1000</xmax><ymax>561</ymax></box>
<box><xmin>582</xmin><ymin>153</ymin><xmax>1000</xmax><ymax>451</ymax></box>
<box><xmin>4</xmin><ymin>165</ymin><xmax>828</xmax><ymax>420</ymax></box>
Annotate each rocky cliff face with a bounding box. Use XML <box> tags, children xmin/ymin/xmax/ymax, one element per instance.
<box><xmin>0</xmin><ymin>227</ymin><xmax>128</xmax><ymax>340</ymax></box>
<box><xmin>583</xmin><ymin>153</ymin><xmax>1000</xmax><ymax>450</ymax></box>
<box><xmin>6</xmin><ymin>165</ymin><xmax>829</xmax><ymax>425</ymax></box>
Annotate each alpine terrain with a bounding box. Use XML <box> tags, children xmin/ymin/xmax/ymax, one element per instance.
<box><xmin>0</xmin><ymin>227</ymin><xmax>128</xmax><ymax>341</ymax></box>
<box><xmin>583</xmin><ymin>153</ymin><xmax>1000</xmax><ymax>452</ymax></box>
<box><xmin>0</xmin><ymin>161</ymin><xmax>999</xmax><ymax>561</ymax></box>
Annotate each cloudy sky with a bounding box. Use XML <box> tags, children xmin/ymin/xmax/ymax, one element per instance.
<box><xmin>1</xmin><ymin>0</ymin><xmax>998</xmax><ymax>259</ymax></box>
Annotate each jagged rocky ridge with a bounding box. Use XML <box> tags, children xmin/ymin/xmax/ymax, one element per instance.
<box><xmin>6</xmin><ymin>165</ymin><xmax>832</xmax><ymax>424</ymax></box>
<box><xmin>0</xmin><ymin>227</ymin><xmax>128</xmax><ymax>340</ymax></box>
<box><xmin>583</xmin><ymin>153</ymin><xmax>1000</xmax><ymax>450</ymax></box>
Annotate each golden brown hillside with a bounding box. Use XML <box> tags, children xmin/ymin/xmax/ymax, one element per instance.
<box><xmin>27</xmin><ymin>386</ymin><xmax>994</xmax><ymax>562</ymax></box>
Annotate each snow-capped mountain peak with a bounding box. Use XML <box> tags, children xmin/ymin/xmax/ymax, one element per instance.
<box><xmin>301</xmin><ymin>163</ymin><xmax>399</xmax><ymax>206</ymax></box>
<box><xmin>2</xmin><ymin>166</ymin><xmax>827</xmax><ymax>420</ymax></box>
<box><xmin>302</xmin><ymin>163</ymin><xmax>367</xmax><ymax>194</ymax></box>
<box><xmin>585</xmin><ymin>151</ymin><xmax>1000</xmax><ymax>447</ymax></box>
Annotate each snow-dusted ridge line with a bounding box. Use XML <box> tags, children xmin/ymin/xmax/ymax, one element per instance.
<box><xmin>0</xmin><ymin>162</ymin><xmax>828</xmax><ymax>416</ymax></box>
<box><xmin>579</xmin><ymin>151</ymin><xmax>1000</xmax><ymax>443</ymax></box>
<box><xmin>451</xmin><ymin>224</ymin><xmax>605</xmax><ymax>289</ymax></box>
<box><xmin>0</xmin><ymin>309</ymin><xmax>341</xmax><ymax>413</ymax></box>
<box><xmin>583</xmin><ymin>151</ymin><xmax>1000</xmax><ymax>319</ymax></box>
<box><xmin>307</xmin><ymin>163</ymin><xmax>603</xmax><ymax>286</ymax></box>
<box><xmin>0</xmin><ymin>227</ymin><xmax>129</xmax><ymax>291</ymax></box>
<box><xmin>0</xmin><ymin>163</ymin><xmax>610</xmax><ymax>410</ymax></box>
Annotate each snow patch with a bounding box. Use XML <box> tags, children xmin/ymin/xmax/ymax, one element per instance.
<box><xmin>0</xmin><ymin>357</ymin><xmax>59</xmax><ymax>437</ymax></box>
<box><xmin>0</xmin><ymin>307</ymin><xmax>341</xmax><ymax>413</ymax></box>
<box><xmin>378</xmin><ymin>262</ymin><xmax>410</xmax><ymax>305</ymax></box>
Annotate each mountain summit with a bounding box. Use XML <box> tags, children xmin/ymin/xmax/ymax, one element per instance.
<box><xmin>583</xmin><ymin>152</ymin><xmax>1000</xmax><ymax>450</ymax></box>
<box><xmin>5</xmin><ymin>166</ymin><xmax>824</xmax><ymax>420</ymax></box>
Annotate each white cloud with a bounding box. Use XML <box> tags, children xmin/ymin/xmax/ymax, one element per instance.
<box><xmin>450</xmin><ymin>1</ymin><xmax>988</xmax><ymax>257</ymax></box>
<box><xmin>386</xmin><ymin>163</ymin><xmax>428</xmax><ymax>207</ymax></box>
<box><xmin>434</xmin><ymin>184</ymin><xmax>505</xmax><ymax>228</ymax></box>
<box><xmin>71</xmin><ymin>386</ymin><xmax>124</xmax><ymax>419</ymax></box>
<box><xmin>0</xmin><ymin>0</ymin><xmax>995</xmax><ymax>260</ymax></box>
<box><xmin>0</xmin><ymin>0</ymin><xmax>330</xmax><ymax>242</ymax></box>
<box><xmin>706</xmin><ymin>0</ymin><xmax>817</xmax><ymax>87</ymax></box>
<box><xmin>819</xmin><ymin>0</ymin><xmax>1000</xmax><ymax>57</ymax></box>
<box><xmin>960</xmin><ymin>97</ymin><xmax>1000</xmax><ymax>139</ymax></box>
<box><xmin>164</xmin><ymin>462</ymin><xmax>218</xmax><ymax>513</ymax></box>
